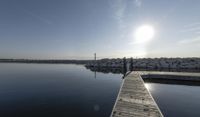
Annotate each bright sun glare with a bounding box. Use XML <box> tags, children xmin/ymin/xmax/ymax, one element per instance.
<box><xmin>134</xmin><ymin>25</ymin><xmax>155</xmax><ymax>43</ymax></box>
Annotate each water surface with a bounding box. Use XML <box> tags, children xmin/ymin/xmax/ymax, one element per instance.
<box><xmin>146</xmin><ymin>82</ymin><xmax>200</xmax><ymax>117</ymax></box>
<box><xmin>0</xmin><ymin>63</ymin><xmax>122</xmax><ymax>117</ymax></box>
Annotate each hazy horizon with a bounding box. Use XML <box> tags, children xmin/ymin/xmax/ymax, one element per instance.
<box><xmin>1</xmin><ymin>0</ymin><xmax>200</xmax><ymax>59</ymax></box>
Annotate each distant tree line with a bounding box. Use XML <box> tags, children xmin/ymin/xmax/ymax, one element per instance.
<box><xmin>0</xmin><ymin>59</ymin><xmax>92</xmax><ymax>64</ymax></box>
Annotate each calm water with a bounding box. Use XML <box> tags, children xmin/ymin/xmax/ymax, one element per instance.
<box><xmin>1</xmin><ymin>63</ymin><xmax>200</xmax><ymax>117</ymax></box>
<box><xmin>146</xmin><ymin>83</ymin><xmax>200</xmax><ymax>117</ymax></box>
<box><xmin>0</xmin><ymin>63</ymin><xmax>122</xmax><ymax>117</ymax></box>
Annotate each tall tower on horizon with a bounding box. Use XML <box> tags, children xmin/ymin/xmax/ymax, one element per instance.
<box><xmin>94</xmin><ymin>53</ymin><xmax>96</xmax><ymax>61</ymax></box>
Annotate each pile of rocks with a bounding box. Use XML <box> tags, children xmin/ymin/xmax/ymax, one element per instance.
<box><xmin>86</xmin><ymin>58</ymin><xmax>200</xmax><ymax>71</ymax></box>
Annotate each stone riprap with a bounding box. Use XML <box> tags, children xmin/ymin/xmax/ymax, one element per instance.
<box><xmin>86</xmin><ymin>58</ymin><xmax>200</xmax><ymax>71</ymax></box>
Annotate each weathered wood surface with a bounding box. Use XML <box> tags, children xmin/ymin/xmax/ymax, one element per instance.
<box><xmin>111</xmin><ymin>72</ymin><xmax>163</xmax><ymax>117</ymax></box>
<box><xmin>138</xmin><ymin>71</ymin><xmax>200</xmax><ymax>77</ymax></box>
<box><xmin>138</xmin><ymin>71</ymin><xmax>200</xmax><ymax>81</ymax></box>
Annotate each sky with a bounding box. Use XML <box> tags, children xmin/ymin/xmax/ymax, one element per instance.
<box><xmin>0</xmin><ymin>0</ymin><xmax>200</xmax><ymax>59</ymax></box>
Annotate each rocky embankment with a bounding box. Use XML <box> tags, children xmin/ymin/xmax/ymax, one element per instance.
<box><xmin>85</xmin><ymin>58</ymin><xmax>200</xmax><ymax>72</ymax></box>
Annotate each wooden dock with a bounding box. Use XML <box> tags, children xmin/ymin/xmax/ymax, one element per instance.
<box><xmin>111</xmin><ymin>72</ymin><xmax>163</xmax><ymax>117</ymax></box>
<box><xmin>138</xmin><ymin>71</ymin><xmax>200</xmax><ymax>81</ymax></box>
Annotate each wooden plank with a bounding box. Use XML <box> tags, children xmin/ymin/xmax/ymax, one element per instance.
<box><xmin>111</xmin><ymin>72</ymin><xmax>163</xmax><ymax>117</ymax></box>
<box><xmin>138</xmin><ymin>71</ymin><xmax>200</xmax><ymax>81</ymax></box>
<box><xmin>138</xmin><ymin>71</ymin><xmax>200</xmax><ymax>77</ymax></box>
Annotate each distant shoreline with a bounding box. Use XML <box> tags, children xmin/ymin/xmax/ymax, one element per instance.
<box><xmin>0</xmin><ymin>59</ymin><xmax>92</xmax><ymax>64</ymax></box>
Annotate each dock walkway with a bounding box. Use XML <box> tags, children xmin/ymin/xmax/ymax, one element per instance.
<box><xmin>111</xmin><ymin>72</ymin><xmax>163</xmax><ymax>117</ymax></box>
<box><xmin>138</xmin><ymin>71</ymin><xmax>200</xmax><ymax>81</ymax></box>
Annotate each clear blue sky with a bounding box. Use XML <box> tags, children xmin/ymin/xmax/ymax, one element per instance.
<box><xmin>0</xmin><ymin>0</ymin><xmax>200</xmax><ymax>59</ymax></box>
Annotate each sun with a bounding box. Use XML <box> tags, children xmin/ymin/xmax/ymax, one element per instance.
<box><xmin>134</xmin><ymin>25</ymin><xmax>155</xmax><ymax>43</ymax></box>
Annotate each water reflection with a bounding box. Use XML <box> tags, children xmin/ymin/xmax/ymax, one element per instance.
<box><xmin>86</xmin><ymin>66</ymin><xmax>200</xmax><ymax>86</ymax></box>
<box><xmin>0</xmin><ymin>63</ymin><xmax>122</xmax><ymax>117</ymax></box>
<box><xmin>85</xmin><ymin>66</ymin><xmax>129</xmax><ymax>79</ymax></box>
<box><xmin>85</xmin><ymin>66</ymin><xmax>123</xmax><ymax>74</ymax></box>
<box><xmin>146</xmin><ymin>83</ymin><xmax>200</xmax><ymax>117</ymax></box>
